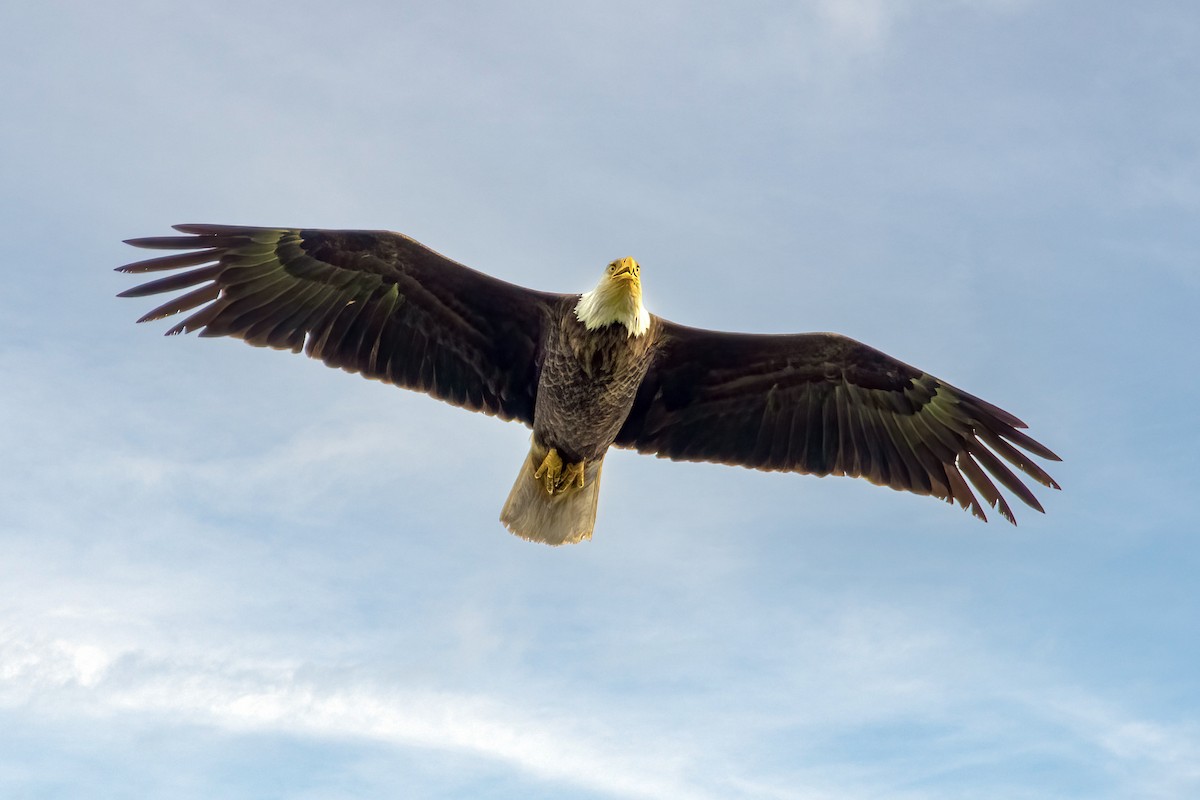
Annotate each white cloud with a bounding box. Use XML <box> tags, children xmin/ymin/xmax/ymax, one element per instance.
<box><xmin>0</xmin><ymin>632</ymin><xmax>725</xmax><ymax>800</ymax></box>
<box><xmin>1038</xmin><ymin>691</ymin><xmax>1200</xmax><ymax>800</ymax></box>
<box><xmin>4</xmin><ymin>596</ymin><xmax>1198</xmax><ymax>800</ymax></box>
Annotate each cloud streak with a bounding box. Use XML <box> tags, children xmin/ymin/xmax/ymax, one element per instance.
<box><xmin>1</xmin><ymin>632</ymin><xmax>726</xmax><ymax>800</ymax></box>
<box><xmin>4</xmin><ymin>594</ymin><xmax>1198</xmax><ymax>800</ymax></box>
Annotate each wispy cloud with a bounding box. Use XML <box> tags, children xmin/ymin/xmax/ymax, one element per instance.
<box><xmin>1037</xmin><ymin>690</ymin><xmax>1200</xmax><ymax>800</ymax></box>
<box><xmin>0</xmin><ymin>632</ymin><xmax>726</xmax><ymax>800</ymax></box>
<box><xmin>4</xmin><ymin>597</ymin><xmax>1198</xmax><ymax>800</ymax></box>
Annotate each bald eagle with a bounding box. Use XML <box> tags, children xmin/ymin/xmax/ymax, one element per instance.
<box><xmin>118</xmin><ymin>225</ymin><xmax>1059</xmax><ymax>545</ymax></box>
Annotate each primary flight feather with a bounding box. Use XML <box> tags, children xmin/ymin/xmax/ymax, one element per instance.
<box><xmin>119</xmin><ymin>224</ymin><xmax>1060</xmax><ymax>544</ymax></box>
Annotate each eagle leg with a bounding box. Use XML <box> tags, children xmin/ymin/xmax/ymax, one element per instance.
<box><xmin>562</xmin><ymin>460</ymin><xmax>586</xmax><ymax>492</ymax></box>
<box><xmin>532</xmin><ymin>448</ymin><xmax>587</xmax><ymax>496</ymax></box>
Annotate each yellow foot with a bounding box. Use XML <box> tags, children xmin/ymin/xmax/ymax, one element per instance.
<box><xmin>533</xmin><ymin>447</ymin><xmax>587</xmax><ymax>496</ymax></box>
<box><xmin>533</xmin><ymin>448</ymin><xmax>563</xmax><ymax>495</ymax></box>
<box><xmin>562</xmin><ymin>460</ymin><xmax>586</xmax><ymax>492</ymax></box>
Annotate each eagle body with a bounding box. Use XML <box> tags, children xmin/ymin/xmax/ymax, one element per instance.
<box><xmin>119</xmin><ymin>225</ymin><xmax>1060</xmax><ymax>545</ymax></box>
<box><xmin>500</xmin><ymin>265</ymin><xmax>662</xmax><ymax>544</ymax></box>
<box><xmin>534</xmin><ymin>308</ymin><xmax>659</xmax><ymax>465</ymax></box>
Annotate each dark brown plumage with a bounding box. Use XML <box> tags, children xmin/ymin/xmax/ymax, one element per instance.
<box><xmin>616</xmin><ymin>325</ymin><xmax>1059</xmax><ymax>524</ymax></box>
<box><xmin>119</xmin><ymin>224</ymin><xmax>1060</xmax><ymax>542</ymax></box>
<box><xmin>120</xmin><ymin>225</ymin><xmax>559</xmax><ymax>423</ymax></box>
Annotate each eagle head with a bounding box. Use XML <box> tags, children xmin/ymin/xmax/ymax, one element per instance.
<box><xmin>574</xmin><ymin>257</ymin><xmax>651</xmax><ymax>336</ymax></box>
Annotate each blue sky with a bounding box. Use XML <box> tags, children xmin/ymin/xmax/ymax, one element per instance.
<box><xmin>2</xmin><ymin>1</ymin><xmax>1198</xmax><ymax>797</ymax></box>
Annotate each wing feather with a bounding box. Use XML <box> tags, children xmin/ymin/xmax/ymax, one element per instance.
<box><xmin>616</xmin><ymin>323</ymin><xmax>1059</xmax><ymax>524</ymax></box>
<box><xmin>896</xmin><ymin>413</ymin><xmax>946</xmax><ymax>494</ymax></box>
<box><xmin>138</xmin><ymin>283</ymin><xmax>222</xmax><ymax>323</ymax></box>
<box><xmin>119</xmin><ymin>225</ymin><xmax>566</xmax><ymax>423</ymax></box>
<box><xmin>859</xmin><ymin>401</ymin><xmax>892</xmax><ymax>487</ymax></box>
<box><xmin>958</xmin><ymin>451</ymin><xmax>1014</xmax><ymax>524</ymax></box>
<box><xmin>942</xmin><ymin>460</ymin><xmax>984</xmax><ymax>518</ymax></box>
<box><xmin>966</xmin><ymin>439</ymin><xmax>1044</xmax><ymax>513</ymax></box>
<box><xmin>883</xmin><ymin>412</ymin><xmax>928</xmax><ymax>494</ymax></box>
<box><xmin>976</xmin><ymin>428</ymin><xmax>1059</xmax><ymax>489</ymax></box>
<box><xmin>115</xmin><ymin>249</ymin><xmax>222</xmax><ymax>273</ymax></box>
<box><xmin>118</xmin><ymin>263</ymin><xmax>223</xmax><ymax>296</ymax></box>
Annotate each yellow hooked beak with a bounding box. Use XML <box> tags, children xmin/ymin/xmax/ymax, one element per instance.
<box><xmin>609</xmin><ymin>257</ymin><xmax>640</xmax><ymax>282</ymax></box>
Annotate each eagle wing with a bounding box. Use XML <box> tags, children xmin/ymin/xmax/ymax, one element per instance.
<box><xmin>615</xmin><ymin>321</ymin><xmax>1060</xmax><ymax>523</ymax></box>
<box><xmin>118</xmin><ymin>224</ymin><xmax>565</xmax><ymax>424</ymax></box>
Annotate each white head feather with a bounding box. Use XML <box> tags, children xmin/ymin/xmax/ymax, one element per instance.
<box><xmin>574</xmin><ymin>257</ymin><xmax>651</xmax><ymax>337</ymax></box>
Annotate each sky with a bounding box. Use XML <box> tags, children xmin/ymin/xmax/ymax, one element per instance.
<box><xmin>2</xmin><ymin>1</ymin><xmax>1199</xmax><ymax>798</ymax></box>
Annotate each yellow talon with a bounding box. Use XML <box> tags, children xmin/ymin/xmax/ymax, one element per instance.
<box><xmin>534</xmin><ymin>447</ymin><xmax>564</xmax><ymax>495</ymax></box>
<box><xmin>563</xmin><ymin>460</ymin><xmax>586</xmax><ymax>491</ymax></box>
<box><xmin>532</xmin><ymin>447</ymin><xmax>586</xmax><ymax>496</ymax></box>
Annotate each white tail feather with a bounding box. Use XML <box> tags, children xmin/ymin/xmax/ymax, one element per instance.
<box><xmin>500</xmin><ymin>448</ymin><xmax>604</xmax><ymax>545</ymax></box>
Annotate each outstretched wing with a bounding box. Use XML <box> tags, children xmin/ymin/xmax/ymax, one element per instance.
<box><xmin>615</xmin><ymin>322</ymin><xmax>1060</xmax><ymax>523</ymax></box>
<box><xmin>119</xmin><ymin>224</ymin><xmax>566</xmax><ymax>424</ymax></box>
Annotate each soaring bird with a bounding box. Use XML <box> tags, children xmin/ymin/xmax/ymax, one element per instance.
<box><xmin>118</xmin><ymin>225</ymin><xmax>1060</xmax><ymax>544</ymax></box>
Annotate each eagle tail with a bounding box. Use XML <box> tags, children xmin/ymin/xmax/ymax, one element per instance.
<box><xmin>500</xmin><ymin>447</ymin><xmax>604</xmax><ymax>545</ymax></box>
